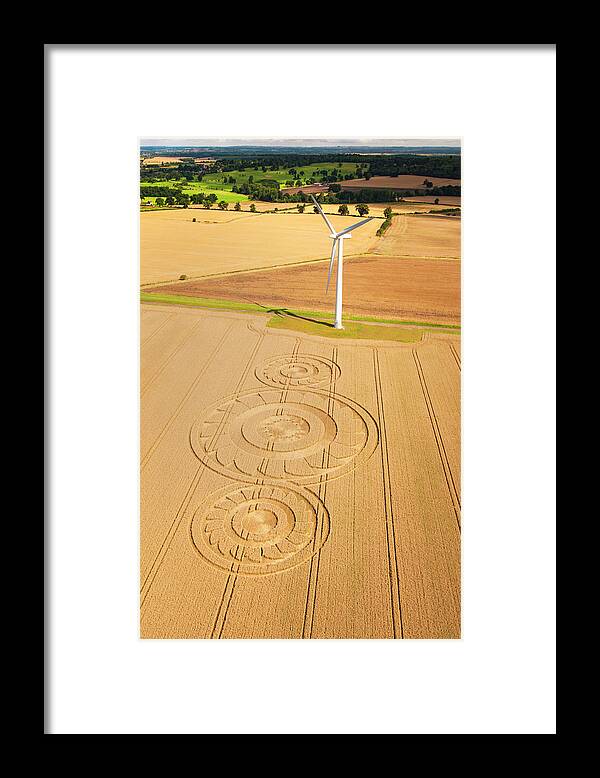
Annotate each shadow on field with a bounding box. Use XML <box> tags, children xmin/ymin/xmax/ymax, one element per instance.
<box><xmin>243</xmin><ymin>298</ymin><xmax>336</xmax><ymax>329</ymax></box>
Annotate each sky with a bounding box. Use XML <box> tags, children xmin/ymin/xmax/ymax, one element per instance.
<box><xmin>140</xmin><ymin>137</ymin><xmax>461</xmax><ymax>148</ymax></box>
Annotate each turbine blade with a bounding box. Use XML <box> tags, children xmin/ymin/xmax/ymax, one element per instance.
<box><xmin>325</xmin><ymin>239</ymin><xmax>337</xmax><ymax>294</ymax></box>
<box><xmin>310</xmin><ymin>195</ymin><xmax>335</xmax><ymax>234</ymax></box>
<box><xmin>335</xmin><ymin>216</ymin><xmax>374</xmax><ymax>238</ymax></box>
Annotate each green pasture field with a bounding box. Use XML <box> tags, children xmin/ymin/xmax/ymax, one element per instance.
<box><xmin>141</xmin><ymin>187</ymin><xmax>248</xmax><ymax>204</ymax></box>
<box><xmin>141</xmin><ymin>162</ymin><xmax>364</xmax><ymax>202</ymax></box>
<box><xmin>200</xmin><ymin>162</ymin><xmax>362</xmax><ymax>189</ymax></box>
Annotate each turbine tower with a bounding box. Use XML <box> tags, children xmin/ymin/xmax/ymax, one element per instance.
<box><xmin>311</xmin><ymin>195</ymin><xmax>373</xmax><ymax>330</ymax></box>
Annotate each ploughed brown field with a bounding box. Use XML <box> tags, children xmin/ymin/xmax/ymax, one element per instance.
<box><xmin>157</xmin><ymin>256</ymin><xmax>460</xmax><ymax>325</ymax></box>
<box><xmin>140</xmin><ymin>304</ymin><xmax>461</xmax><ymax>638</ymax></box>
<box><xmin>341</xmin><ymin>175</ymin><xmax>461</xmax><ymax>190</ymax></box>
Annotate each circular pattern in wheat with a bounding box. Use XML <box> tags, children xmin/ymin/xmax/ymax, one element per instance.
<box><xmin>190</xmin><ymin>387</ymin><xmax>379</xmax><ymax>484</ymax></box>
<box><xmin>255</xmin><ymin>354</ymin><xmax>341</xmax><ymax>388</ymax></box>
<box><xmin>190</xmin><ymin>482</ymin><xmax>329</xmax><ymax>575</ymax></box>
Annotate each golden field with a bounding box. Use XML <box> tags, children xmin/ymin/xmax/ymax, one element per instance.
<box><xmin>142</xmin><ymin>156</ymin><xmax>182</xmax><ymax>165</ymax></box>
<box><xmin>140</xmin><ymin>210</ymin><xmax>380</xmax><ymax>285</ymax></box>
<box><xmin>140</xmin><ymin>304</ymin><xmax>461</xmax><ymax>639</ymax></box>
<box><xmin>372</xmin><ymin>214</ymin><xmax>461</xmax><ymax>259</ymax></box>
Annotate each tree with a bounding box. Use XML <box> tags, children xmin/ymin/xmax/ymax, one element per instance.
<box><xmin>297</xmin><ymin>204</ymin><xmax>305</xmax><ymax>213</ymax></box>
<box><xmin>165</xmin><ymin>195</ymin><xmax>175</xmax><ymax>206</ymax></box>
<box><xmin>250</xmin><ymin>203</ymin><xmax>256</xmax><ymax>212</ymax></box>
<box><xmin>234</xmin><ymin>202</ymin><xmax>241</xmax><ymax>211</ymax></box>
<box><xmin>356</xmin><ymin>203</ymin><xmax>369</xmax><ymax>216</ymax></box>
<box><xmin>218</xmin><ymin>201</ymin><xmax>228</xmax><ymax>210</ymax></box>
<box><xmin>156</xmin><ymin>198</ymin><xmax>165</xmax><ymax>207</ymax></box>
<box><xmin>203</xmin><ymin>201</ymin><xmax>212</xmax><ymax>209</ymax></box>
<box><xmin>383</xmin><ymin>207</ymin><xmax>393</xmax><ymax>219</ymax></box>
<box><xmin>338</xmin><ymin>204</ymin><xmax>349</xmax><ymax>216</ymax></box>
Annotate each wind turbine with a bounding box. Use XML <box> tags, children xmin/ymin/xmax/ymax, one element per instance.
<box><xmin>311</xmin><ymin>195</ymin><xmax>373</xmax><ymax>330</ymax></box>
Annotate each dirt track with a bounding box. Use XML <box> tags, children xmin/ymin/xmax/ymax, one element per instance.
<box><xmin>140</xmin><ymin>304</ymin><xmax>460</xmax><ymax>638</ymax></box>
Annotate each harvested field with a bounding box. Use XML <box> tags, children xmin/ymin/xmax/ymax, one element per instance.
<box><xmin>140</xmin><ymin>211</ymin><xmax>380</xmax><ymax>285</ymax></box>
<box><xmin>140</xmin><ymin>304</ymin><xmax>460</xmax><ymax>638</ymax></box>
<box><xmin>152</xmin><ymin>255</ymin><xmax>461</xmax><ymax>325</ymax></box>
<box><xmin>341</xmin><ymin>175</ymin><xmax>461</xmax><ymax>190</ymax></box>
<box><xmin>243</xmin><ymin>202</ymin><xmax>306</xmax><ymax>212</ymax></box>
<box><xmin>321</xmin><ymin>203</ymin><xmax>454</xmax><ymax>217</ymax></box>
<box><xmin>142</xmin><ymin>156</ymin><xmax>182</xmax><ymax>165</ymax></box>
<box><xmin>373</xmin><ymin>215</ymin><xmax>461</xmax><ymax>260</ymax></box>
<box><xmin>404</xmin><ymin>196</ymin><xmax>462</xmax><ymax>206</ymax></box>
<box><xmin>189</xmin><ymin>202</ymin><xmax>296</xmax><ymax>213</ymax></box>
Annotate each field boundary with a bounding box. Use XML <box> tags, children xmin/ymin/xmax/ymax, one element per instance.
<box><xmin>140</xmin><ymin>255</ymin><xmax>338</xmax><ymax>288</ymax></box>
<box><xmin>141</xmin><ymin>293</ymin><xmax>461</xmax><ymax>331</ymax></box>
<box><xmin>413</xmin><ymin>350</ymin><xmax>461</xmax><ymax>528</ymax></box>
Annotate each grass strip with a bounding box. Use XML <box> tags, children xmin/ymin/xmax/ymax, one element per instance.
<box><xmin>266</xmin><ymin>315</ymin><xmax>422</xmax><ymax>342</ymax></box>
<box><xmin>141</xmin><ymin>291</ymin><xmax>460</xmax><ymax>331</ymax></box>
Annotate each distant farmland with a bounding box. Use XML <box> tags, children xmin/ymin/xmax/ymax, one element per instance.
<box><xmin>142</xmin><ymin>156</ymin><xmax>182</xmax><ymax>165</ymax></box>
<box><xmin>280</xmin><ymin>184</ymin><xmax>331</xmax><ymax>195</ymax></box>
<box><xmin>341</xmin><ymin>174</ymin><xmax>461</xmax><ymax>191</ymax></box>
<box><xmin>404</xmin><ymin>195</ymin><xmax>462</xmax><ymax>206</ymax></box>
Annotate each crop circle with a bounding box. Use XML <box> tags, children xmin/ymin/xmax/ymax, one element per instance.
<box><xmin>190</xmin><ymin>482</ymin><xmax>329</xmax><ymax>575</ymax></box>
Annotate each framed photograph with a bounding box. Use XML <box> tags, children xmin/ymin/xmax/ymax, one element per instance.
<box><xmin>46</xmin><ymin>44</ymin><xmax>555</xmax><ymax>735</ymax></box>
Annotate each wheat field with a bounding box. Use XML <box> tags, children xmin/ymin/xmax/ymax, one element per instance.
<box><xmin>140</xmin><ymin>304</ymin><xmax>460</xmax><ymax>638</ymax></box>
